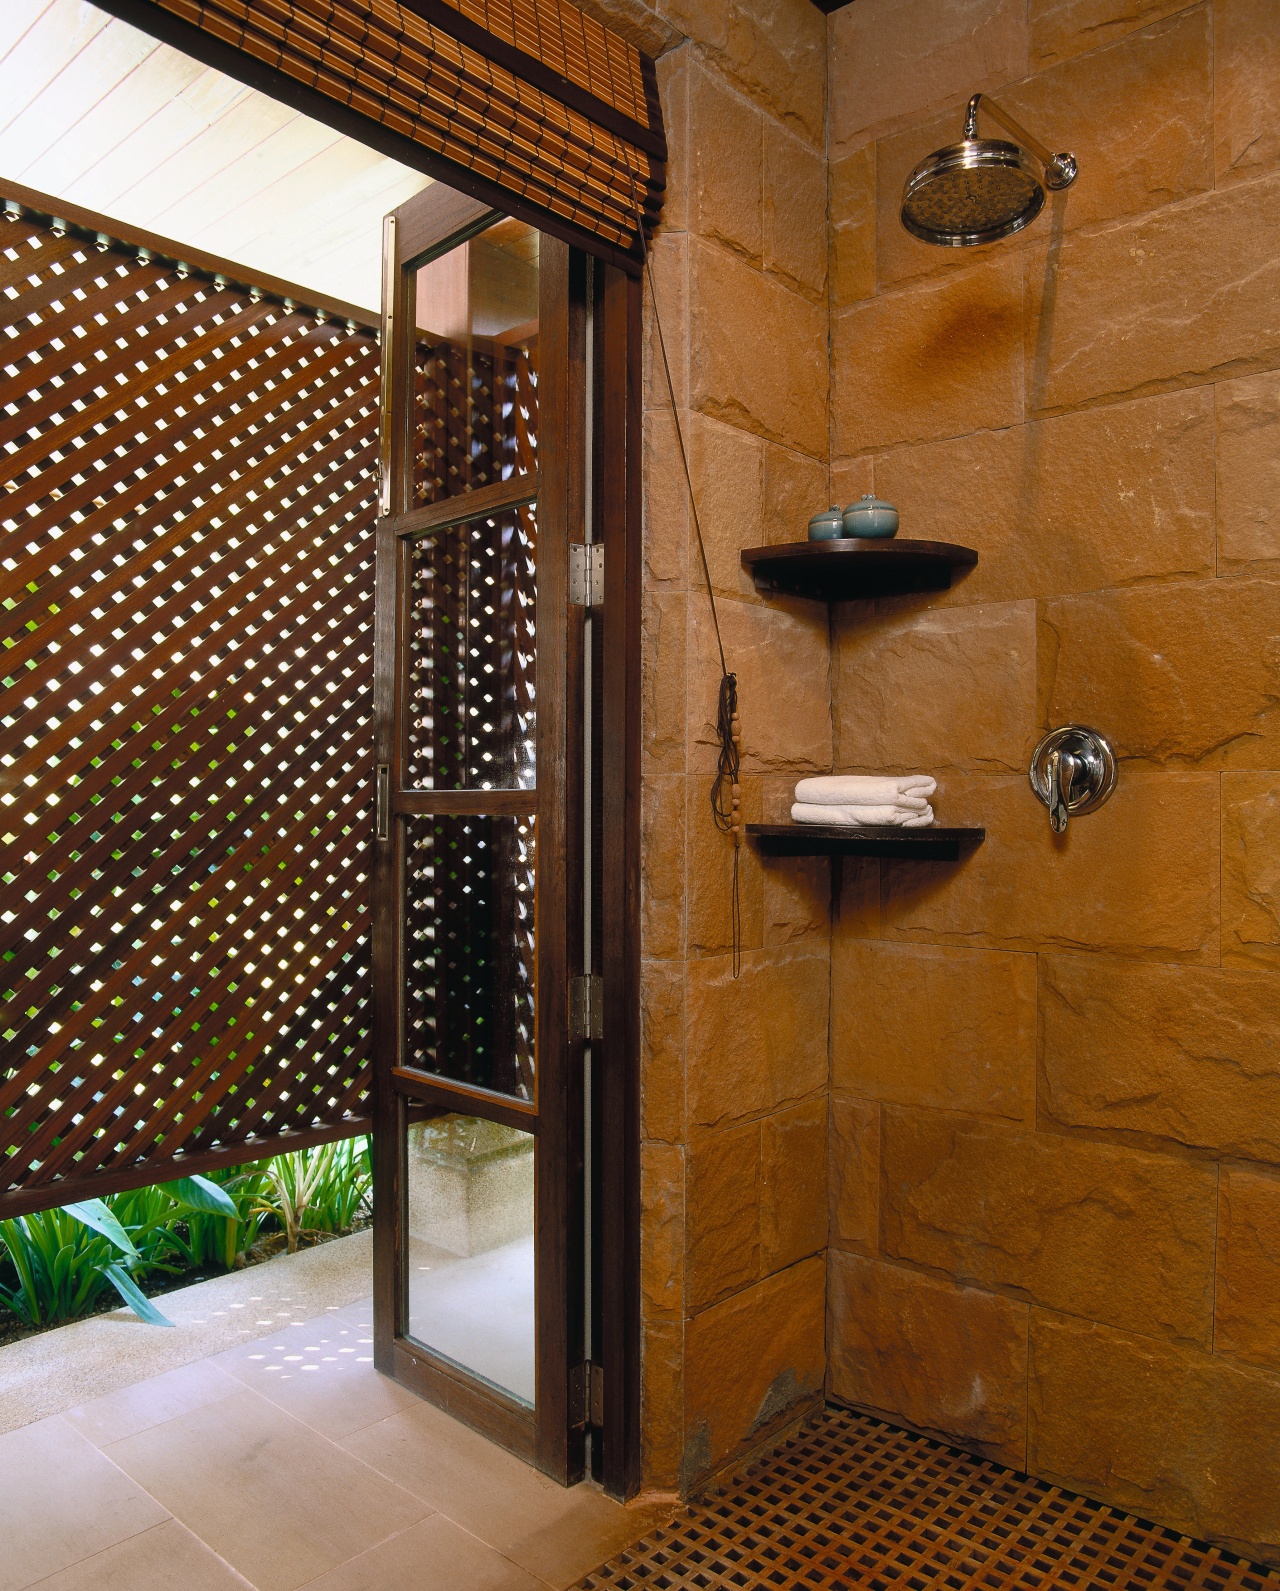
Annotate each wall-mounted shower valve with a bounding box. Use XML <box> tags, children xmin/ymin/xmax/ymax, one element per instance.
<box><xmin>1029</xmin><ymin>725</ymin><xmax>1117</xmax><ymax>834</ymax></box>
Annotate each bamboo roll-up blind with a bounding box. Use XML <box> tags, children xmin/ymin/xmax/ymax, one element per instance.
<box><xmin>94</xmin><ymin>0</ymin><xmax>666</xmax><ymax>268</ymax></box>
<box><xmin>0</xmin><ymin>189</ymin><xmax>382</xmax><ymax>1217</ymax></box>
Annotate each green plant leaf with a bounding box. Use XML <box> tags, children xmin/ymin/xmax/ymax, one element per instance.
<box><xmin>62</xmin><ymin>1199</ymin><xmax>140</xmax><ymax>1260</ymax></box>
<box><xmin>163</xmin><ymin>1176</ymin><xmax>239</xmax><ymax>1218</ymax></box>
<box><xmin>103</xmin><ymin>1263</ymin><xmax>173</xmax><ymax>1326</ymax></box>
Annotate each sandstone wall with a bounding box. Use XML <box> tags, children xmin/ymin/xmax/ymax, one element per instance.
<box><xmin>636</xmin><ymin>0</ymin><xmax>835</xmax><ymax>1494</ymax></box>
<box><xmin>825</xmin><ymin>0</ymin><xmax>1280</xmax><ymax>1563</ymax></box>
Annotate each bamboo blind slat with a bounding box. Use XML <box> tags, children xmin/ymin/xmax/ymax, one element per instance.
<box><xmin>0</xmin><ymin>206</ymin><xmax>382</xmax><ymax>1212</ymax></box>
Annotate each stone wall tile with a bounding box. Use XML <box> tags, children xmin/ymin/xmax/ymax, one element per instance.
<box><xmin>1028</xmin><ymin>1311</ymin><xmax>1280</xmax><ymax>1563</ymax></box>
<box><xmin>877</xmin><ymin>11</ymin><xmax>1212</xmax><ymax>290</ymax></box>
<box><xmin>1214</xmin><ymin>0</ymin><xmax>1280</xmax><ymax>187</ymax></box>
<box><xmin>762</xmin><ymin>440</ymin><xmax>829</xmax><ymax>547</ymax></box>
<box><xmin>689</xmin><ymin>238</ymin><xmax>828</xmax><ymax>459</ymax></box>
<box><xmin>714</xmin><ymin>0</ymin><xmax>828</xmax><ymax>148</ymax></box>
<box><xmin>833</xmin><ymin>598</ymin><xmax>1036</xmax><ymax>773</ymax></box>
<box><xmin>1042</xmin><ymin>578</ymin><xmax>1280</xmax><ymax>768</ymax></box>
<box><xmin>760</xmin><ymin>1097</ymin><xmax>828</xmax><ymax>1273</ymax></box>
<box><xmin>833</xmin><ymin>941</ymin><xmax>1035</xmax><ymax>1121</ymax></box>
<box><xmin>835</xmin><ymin>854</ymin><xmax>882</xmax><ymax>939</ymax></box>
<box><xmin>687</xmin><ymin>1121</ymin><xmax>761</xmax><ymax>1310</ymax></box>
<box><xmin>687</xmin><ymin>944</ymin><xmax>829</xmax><ymax>1130</ymax></box>
<box><xmin>833</xmin><ymin>253</ymin><xmax>1024</xmax><ymax>453</ymax></box>
<box><xmin>881</xmin><ymin>1110</ymin><xmax>1217</xmax><ymax>1344</ymax></box>
<box><xmin>829</xmin><ymin>0</ymin><xmax>1027</xmax><ymax>149</ymax></box>
<box><xmin>829</xmin><ymin>144</ymin><xmax>876</xmax><ymax>308</ymax></box>
<box><xmin>872</xmin><ymin>390</ymin><xmax>1214</xmax><ymax>605</ymax></box>
<box><xmin>642</xmin><ymin>588</ymin><xmax>686</xmax><ymax>776</ymax></box>
<box><xmin>1217</xmin><ymin>1167</ymin><xmax>1280</xmax><ymax>1375</ymax></box>
<box><xmin>1222</xmin><ymin>773</ymin><xmax>1280</xmax><ymax>969</ymax></box>
<box><xmin>880</xmin><ymin>772</ymin><xmax>1220</xmax><ymax>960</ymax></box>
<box><xmin>641</xmin><ymin>1316</ymin><xmax>685</xmax><ymax>1490</ymax></box>
<box><xmin>642</xmin><ymin>774</ymin><xmax>686</xmax><ymax>959</ymax></box>
<box><xmin>1027</xmin><ymin>173</ymin><xmax>1280</xmax><ymax>412</ymax></box>
<box><xmin>684</xmin><ymin>1255</ymin><xmax>826</xmax><ymax>1484</ymax></box>
<box><xmin>762</xmin><ymin>852</ymin><xmax>831</xmax><ymax>946</ymax></box>
<box><xmin>643</xmin><ymin>407</ymin><xmax>690</xmax><ymax>590</ymax></box>
<box><xmin>641</xmin><ymin>959</ymin><xmax>686</xmax><ymax>1144</ymax></box>
<box><xmin>828</xmin><ymin>1251</ymin><xmax>1028</xmax><ymax>1467</ymax></box>
<box><xmin>764</xmin><ymin>121</ymin><xmax>827</xmax><ymax>299</ymax></box>
<box><xmin>644</xmin><ymin>230</ymin><xmax>687</xmax><ymax>413</ymax></box>
<box><xmin>687</xmin><ymin>774</ymin><xmax>764</xmax><ymax>957</ymax></box>
<box><xmin>829</xmin><ymin>1094</ymin><xmax>880</xmax><ymax>1252</ymax></box>
<box><xmin>1029</xmin><ymin>0</ymin><xmax>1188</xmax><ymax>68</ymax></box>
<box><xmin>831</xmin><ymin>457</ymin><xmax>876</xmax><ymax>509</ymax></box>
<box><xmin>686</xmin><ymin>411</ymin><xmax>765</xmax><ymax>601</ymax></box>
<box><xmin>689</xmin><ymin>63</ymin><xmax>763</xmax><ymax>263</ymax></box>
<box><xmin>1039</xmin><ymin>955</ymin><xmax>1280</xmax><ymax>1160</ymax></box>
<box><xmin>1217</xmin><ymin>372</ymin><xmax>1280</xmax><ymax>571</ymax></box>
<box><xmin>688</xmin><ymin>591</ymin><xmax>831</xmax><ymax>776</ymax></box>
<box><xmin>655</xmin><ymin>47</ymin><xmax>690</xmax><ymax>235</ymax></box>
<box><xmin>642</xmin><ymin>1142</ymin><xmax>687</xmax><ymax>1319</ymax></box>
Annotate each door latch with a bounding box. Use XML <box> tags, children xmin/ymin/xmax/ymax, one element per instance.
<box><xmin>569</xmin><ymin>542</ymin><xmax>604</xmax><ymax>608</ymax></box>
<box><xmin>569</xmin><ymin>974</ymin><xmax>603</xmax><ymax>1042</ymax></box>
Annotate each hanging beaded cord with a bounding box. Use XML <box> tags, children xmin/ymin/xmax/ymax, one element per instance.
<box><xmin>631</xmin><ymin>192</ymin><xmax>745</xmax><ymax>977</ymax></box>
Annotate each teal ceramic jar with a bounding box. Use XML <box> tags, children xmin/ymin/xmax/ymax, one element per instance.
<box><xmin>808</xmin><ymin>505</ymin><xmax>845</xmax><ymax>541</ymax></box>
<box><xmin>843</xmin><ymin>493</ymin><xmax>899</xmax><ymax>539</ymax></box>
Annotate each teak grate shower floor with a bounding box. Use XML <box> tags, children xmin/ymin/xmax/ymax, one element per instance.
<box><xmin>577</xmin><ymin>1409</ymin><xmax>1280</xmax><ymax>1590</ymax></box>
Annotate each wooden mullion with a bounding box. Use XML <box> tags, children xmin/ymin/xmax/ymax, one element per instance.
<box><xmin>388</xmin><ymin>469</ymin><xmax>539</xmax><ymax>537</ymax></box>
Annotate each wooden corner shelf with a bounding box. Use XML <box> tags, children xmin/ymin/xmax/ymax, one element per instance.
<box><xmin>741</xmin><ymin>538</ymin><xmax>978</xmax><ymax>601</ymax></box>
<box><xmin>746</xmin><ymin>823</ymin><xmax>986</xmax><ymax>861</ymax></box>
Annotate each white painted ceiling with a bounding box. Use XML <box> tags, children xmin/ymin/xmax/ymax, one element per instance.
<box><xmin>0</xmin><ymin>0</ymin><xmax>432</xmax><ymax>313</ymax></box>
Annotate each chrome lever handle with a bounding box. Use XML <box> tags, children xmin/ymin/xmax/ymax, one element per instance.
<box><xmin>1031</xmin><ymin>726</ymin><xmax>1117</xmax><ymax>835</ymax></box>
<box><xmin>1045</xmin><ymin>748</ymin><xmax>1073</xmax><ymax>834</ymax></box>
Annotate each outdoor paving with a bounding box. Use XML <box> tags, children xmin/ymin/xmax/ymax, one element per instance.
<box><xmin>0</xmin><ymin>1244</ymin><xmax>673</xmax><ymax>1590</ymax></box>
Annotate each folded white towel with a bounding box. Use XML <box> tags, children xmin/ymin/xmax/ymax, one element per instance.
<box><xmin>795</xmin><ymin>775</ymin><xmax>936</xmax><ymax>806</ymax></box>
<box><xmin>791</xmin><ymin>802</ymin><xmax>935</xmax><ymax>829</ymax></box>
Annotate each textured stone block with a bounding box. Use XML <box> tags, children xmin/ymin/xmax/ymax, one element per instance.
<box><xmin>688</xmin><ymin>590</ymin><xmax>831</xmax><ymax>776</ymax></box>
<box><xmin>1217</xmin><ymin>1167</ymin><xmax>1280</xmax><ymax>1374</ymax></box>
<box><xmin>762</xmin><ymin>440</ymin><xmax>828</xmax><ymax>548</ymax></box>
<box><xmin>1042</xmin><ymin>578</ymin><xmax>1280</xmax><ymax>767</ymax></box>
<box><xmin>881</xmin><ymin>1110</ymin><xmax>1217</xmax><ymax>1343</ymax></box>
<box><xmin>1030</xmin><ymin>0</ymin><xmax>1188</xmax><ymax>67</ymax></box>
<box><xmin>829</xmin><ymin>0</ymin><xmax>1027</xmax><ymax>148</ymax></box>
<box><xmin>878</xmin><ymin>11</ymin><xmax>1211</xmax><ymax>288</ymax></box>
<box><xmin>687</xmin><ymin>1122</ymin><xmax>760</xmax><ymax>1310</ymax></box>
<box><xmin>642</xmin><ymin>588</ymin><xmax>686</xmax><ymax>775</ymax></box>
<box><xmin>714</xmin><ymin>0</ymin><xmax>827</xmax><ymax>149</ymax></box>
<box><xmin>686</xmin><ymin>945</ymin><xmax>829</xmax><ymax>1130</ymax></box>
<box><xmin>829</xmin><ymin>1094</ymin><xmax>880</xmax><ymax>1252</ymax></box>
<box><xmin>833</xmin><ymin>599</ymin><xmax>1036</xmax><ymax>773</ymax></box>
<box><xmin>832</xmin><ymin>940</ymin><xmax>1035</xmax><ymax>1121</ymax></box>
<box><xmin>642</xmin><ymin>774</ymin><xmax>685</xmax><ymax>960</ymax></box>
<box><xmin>689</xmin><ymin>239</ymin><xmax>828</xmax><ymax>459</ymax></box>
<box><xmin>685</xmin><ymin>411</ymin><xmax>765</xmax><ymax>601</ymax></box>
<box><xmin>1029</xmin><ymin>173</ymin><xmax>1280</xmax><ymax>411</ymax></box>
<box><xmin>834</xmin><ymin>253</ymin><xmax>1024</xmax><ymax>453</ymax></box>
<box><xmin>1029</xmin><ymin>1312</ymin><xmax>1280</xmax><ymax>1563</ymax></box>
<box><xmin>880</xmin><ymin>772</ymin><xmax>1220</xmax><ymax>960</ymax></box>
<box><xmin>1215</xmin><ymin>0</ymin><xmax>1280</xmax><ymax>186</ymax></box>
<box><xmin>684</xmin><ymin>1256</ymin><xmax>825</xmax><ymax>1484</ymax></box>
<box><xmin>643</xmin><ymin>407</ymin><xmax>689</xmax><ymax>589</ymax></box>
<box><xmin>873</xmin><ymin>389</ymin><xmax>1214</xmax><ymax>604</ymax></box>
<box><xmin>760</xmin><ymin>1098</ymin><xmax>828</xmax><ymax>1274</ymax></box>
<box><xmin>687</xmin><ymin>774</ymin><xmax>763</xmax><ymax>958</ymax></box>
<box><xmin>641</xmin><ymin>959</ymin><xmax>685</xmax><ymax>1144</ymax></box>
<box><xmin>1222</xmin><ymin>773</ymin><xmax>1280</xmax><ymax>968</ymax></box>
<box><xmin>688</xmin><ymin>64</ymin><xmax>762</xmax><ymax>263</ymax></box>
<box><xmin>641</xmin><ymin>1315</ymin><xmax>684</xmax><ymax>1489</ymax></box>
<box><xmin>643</xmin><ymin>230</ymin><xmax>687</xmax><ymax>413</ymax></box>
<box><xmin>828</xmin><ymin>1251</ymin><xmax>1028</xmax><ymax>1467</ymax></box>
<box><xmin>763</xmin><ymin>121</ymin><xmax>826</xmax><ymax>299</ymax></box>
<box><xmin>642</xmin><ymin>1142</ymin><xmax>686</xmax><ymax>1319</ymax></box>
<box><xmin>829</xmin><ymin>144</ymin><xmax>876</xmax><ymax>308</ymax></box>
<box><xmin>1039</xmin><ymin>954</ymin><xmax>1280</xmax><ymax>1160</ymax></box>
<box><xmin>762</xmin><ymin>852</ymin><xmax>831</xmax><ymax>947</ymax></box>
<box><xmin>1217</xmin><ymin>372</ymin><xmax>1280</xmax><ymax>570</ymax></box>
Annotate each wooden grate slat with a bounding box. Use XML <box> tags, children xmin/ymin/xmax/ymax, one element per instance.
<box><xmin>1</xmin><ymin>204</ymin><xmax>382</xmax><ymax>1214</ymax></box>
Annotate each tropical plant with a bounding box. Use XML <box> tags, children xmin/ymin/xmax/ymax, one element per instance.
<box><xmin>179</xmin><ymin>1166</ymin><xmax>273</xmax><ymax>1272</ymax></box>
<box><xmin>252</xmin><ymin>1136</ymin><xmax>372</xmax><ymax>1253</ymax></box>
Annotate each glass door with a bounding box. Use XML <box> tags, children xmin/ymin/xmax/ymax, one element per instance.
<box><xmin>371</xmin><ymin>186</ymin><xmax>587</xmax><ymax>1482</ymax></box>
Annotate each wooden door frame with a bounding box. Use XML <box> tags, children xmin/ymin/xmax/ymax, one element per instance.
<box><xmin>371</xmin><ymin>189</ymin><xmax>642</xmax><ymax>1494</ymax></box>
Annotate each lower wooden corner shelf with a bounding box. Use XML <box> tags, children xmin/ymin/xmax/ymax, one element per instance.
<box><xmin>746</xmin><ymin>823</ymin><xmax>985</xmax><ymax>861</ymax></box>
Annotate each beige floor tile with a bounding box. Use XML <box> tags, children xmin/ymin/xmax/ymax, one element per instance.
<box><xmin>103</xmin><ymin>1388</ymin><xmax>428</xmax><ymax>1591</ymax></box>
<box><xmin>25</xmin><ymin>1518</ymin><xmax>251</xmax><ymax>1590</ymax></box>
<box><xmin>65</xmin><ymin>1360</ymin><xmax>243</xmax><ymax>1448</ymax></box>
<box><xmin>341</xmin><ymin>1401</ymin><xmax>672</xmax><ymax>1588</ymax></box>
<box><xmin>334</xmin><ymin>1297</ymin><xmax>373</xmax><ymax>1329</ymax></box>
<box><xmin>297</xmin><ymin>1514</ymin><xmax>546</xmax><ymax>1590</ymax></box>
<box><xmin>210</xmin><ymin>1315</ymin><xmax>418</xmax><ymax>1439</ymax></box>
<box><xmin>0</xmin><ymin>1416</ymin><xmax>168</xmax><ymax>1591</ymax></box>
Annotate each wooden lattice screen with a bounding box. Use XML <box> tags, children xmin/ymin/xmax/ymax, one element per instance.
<box><xmin>0</xmin><ymin>197</ymin><xmax>381</xmax><ymax>1217</ymax></box>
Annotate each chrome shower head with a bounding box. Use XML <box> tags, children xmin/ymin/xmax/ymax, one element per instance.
<box><xmin>901</xmin><ymin>94</ymin><xmax>1077</xmax><ymax>247</ymax></box>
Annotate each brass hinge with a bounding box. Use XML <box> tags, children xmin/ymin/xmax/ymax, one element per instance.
<box><xmin>570</xmin><ymin>1361</ymin><xmax>605</xmax><ymax>1429</ymax></box>
<box><xmin>569</xmin><ymin>542</ymin><xmax>604</xmax><ymax>608</ymax></box>
<box><xmin>569</xmin><ymin>973</ymin><xmax>603</xmax><ymax>1042</ymax></box>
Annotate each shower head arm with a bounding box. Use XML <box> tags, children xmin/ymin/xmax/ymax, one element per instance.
<box><xmin>964</xmin><ymin>93</ymin><xmax>1078</xmax><ymax>189</ymax></box>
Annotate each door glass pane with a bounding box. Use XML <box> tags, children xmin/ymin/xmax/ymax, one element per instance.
<box><xmin>414</xmin><ymin>219</ymin><xmax>539</xmax><ymax>505</ymax></box>
<box><xmin>405</xmin><ymin>1111</ymin><xmax>535</xmax><ymax>1406</ymax></box>
<box><xmin>404</xmin><ymin>814</ymin><xmax>536</xmax><ymax>1102</ymax></box>
<box><xmin>406</xmin><ymin>504</ymin><xmax>536</xmax><ymax>790</ymax></box>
